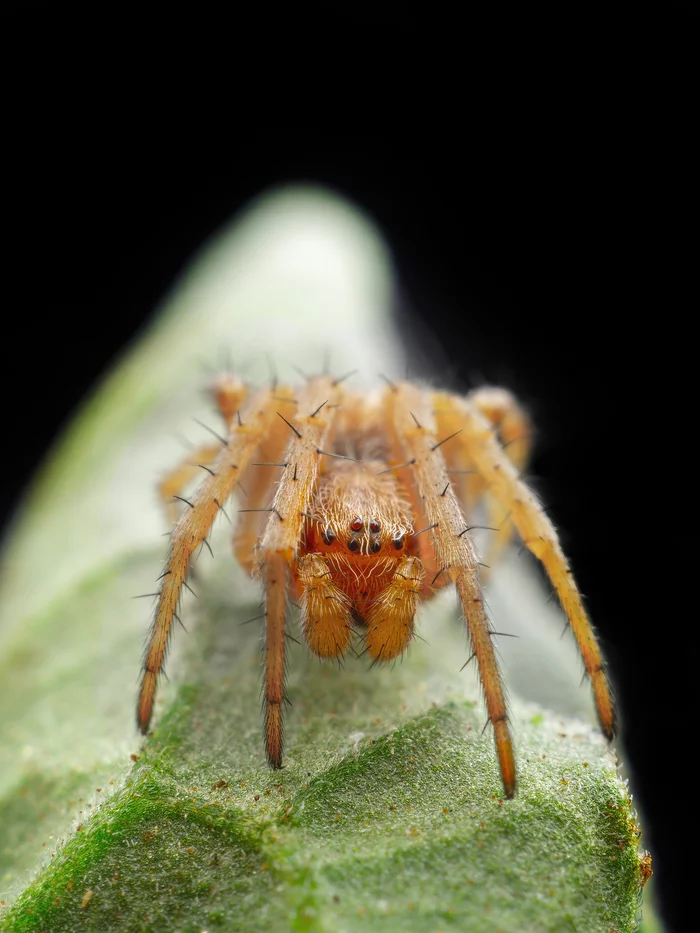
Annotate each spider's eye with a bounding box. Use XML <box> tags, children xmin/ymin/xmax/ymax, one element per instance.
<box><xmin>370</xmin><ymin>539</ymin><xmax>382</xmax><ymax>553</ymax></box>
<box><xmin>351</xmin><ymin>518</ymin><xmax>363</xmax><ymax>532</ymax></box>
<box><xmin>348</xmin><ymin>538</ymin><xmax>360</xmax><ymax>552</ymax></box>
<box><xmin>322</xmin><ymin>528</ymin><xmax>335</xmax><ymax>545</ymax></box>
<box><xmin>369</xmin><ymin>520</ymin><xmax>380</xmax><ymax>533</ymax></box>
<box><xmin>392</xmin><ymin>535</ymin><xmax>404</xmax><ymax>550</ymax></box>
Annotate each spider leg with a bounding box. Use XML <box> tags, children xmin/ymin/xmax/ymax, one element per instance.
<box><xmin>137</xmin><ymin>386</ymin><xmax>282</xmax><ymax>735</ymax></box>
<box><xmin>453</xmin><ymin>387</ymin><xmax>533</xmax><ymax>574</ymax></box>
<box><xmin>264</xmin><ymin>552</ymin><xmax>287</xmax><ymax>767</ymax></box>
<box><xmin>467</xmin><ymin>387</ymin><xmax>532</xmax><ymax>471</ymax></box>
<box><xmin>386</xmin><ymin>382</ymin><xmax>516</xmax><ymax>798</ymax></box>
<box><xmin>234</xmin><ymin>387</ymin><xmax>297</xmax><ymax>573</ymax></box>
<box><xmin>380</xmin><ymin>401</ymin><xmax>443</xmax><ymax>592</ymax></box>
<box><xmin>364</xmin><ymin>555</ymin><xmax>424</xmax><ymax>661</ymax></box>
<box><xmin>158</xmin><ymin>376</ymin><xmax>250</xmax><ymax>525</ymax></box>
<box><xmin>433</xmin><ymin>390</ymin><xmax>615</xmax><ymax>741</ymax></box>
<box><xmin>297</xmin><ymin>553</ymin><xmax>353</xmax><ymax>658</ymax></box>
<box><xmin>209</xmin><ymin>372</ymin><xmax>250</xmax><ymax>427</ymax></box>
<box><xmin>259</xmin><ymin>376</ymin><xmax>342</xmax><ymax>766</ymax></box>
<box><xmin>158</xmin><ymin>443</ymin><xmax>223</xmax><ymax>525</ymax></box>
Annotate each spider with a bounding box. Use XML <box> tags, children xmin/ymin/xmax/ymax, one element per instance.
<box><xmin>138</xmin><ymin>370</ymin><xmax>615</xmax><ymax>798</ymax></box>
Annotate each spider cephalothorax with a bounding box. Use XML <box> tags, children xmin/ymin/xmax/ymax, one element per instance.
<box><xmin>296</xmin><ymin>458</ymin><xmax>421</xmax><ymax>662</ymax></box>
<box><xmin>140</xmin><ymin>371</ymin><xmax>615</xmax><ymax>798</ymax></box>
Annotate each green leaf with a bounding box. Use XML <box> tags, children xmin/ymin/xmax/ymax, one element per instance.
<box><xmin>0</xmin><ymin>187</ymin><xmax>652</xmax><ymax>932</ymax></box>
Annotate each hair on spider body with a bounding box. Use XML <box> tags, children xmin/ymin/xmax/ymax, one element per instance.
<box><xmin>138</xmin><ymin>372</ymin><xmax>615</xmax><ymax>799</ymax></box>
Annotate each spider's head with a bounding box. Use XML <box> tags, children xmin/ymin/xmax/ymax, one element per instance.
<box><xmin>315</xmin><ymin>511</ymin><xmax>413</xmax><ymax>561</ymax></box>
<box><xmin>310</xmin><ymin>462</ymin><xmax>414</xmax><ymax>564</ymax></box>
<box><xmin>319</xmin><ymin>516</ymin><xmax>398</xmax><ymax>558</ymax></box>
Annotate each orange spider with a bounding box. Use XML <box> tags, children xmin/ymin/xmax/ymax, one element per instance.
<box><xmin>139</xmin><ymin>371</ymin><xmax>615</xmax><ymax>798</ymax></box>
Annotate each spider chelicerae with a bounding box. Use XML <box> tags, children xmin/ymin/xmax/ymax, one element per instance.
<box><xmin>138</xmin><ymin>370</ymin><xmax>614</xmax><ymax>798</ymax></box>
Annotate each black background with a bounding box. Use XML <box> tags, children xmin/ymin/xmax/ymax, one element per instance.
<box><xmin>2</xmin><ymin>8</ymin><xmax>694</xmax><ymax>932</ymax></box>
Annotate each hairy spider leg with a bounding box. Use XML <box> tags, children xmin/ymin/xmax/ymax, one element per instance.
<box><xmin>264</xmin><ymin>552</ymin><xmax>288</xmax><ymax>769</ymax></box>
<box><xmin>388</xmin><ymin>381</ymin><xmax>517</xmax><ymax>798</ymax></box>
<box><xmin>259</xmin><ymin>376</ymin><xmax>342</xmax><ymax>767</ymax></box>
<box><xmin>379</xmin><ymin>394</ymin><xmax>445</xmax><ymax>593</ymax></box>
<box><xmin>234</xmin><ymin>386</ymin><xmax>297</xmax><ymax>573</ymax></box>
<box><xmin>137</xmin><ymin>385</ymin><xmax>281</xmax><ymax>734</ymax></box>
<box><xmin>159</xmin><ymin>443</ymin><xmax>224</xmax><ymax>525</ymax></box>
<box><xmin>209</xmin><ymin>373</ymin><xmax>251</xmax><ymax>426</ymax></box>
<box><xmin>157</xmin><ymin>375</ymin><xmax>249</xmax><ymax>524</ymax></box>
<box><xmin>463</xmin><ymin>387</ymin><xmax>533</xmax><ymax>574</ymax></box>
<box><xmin>433</xmin><ymin>390</ymin><xmax>616</xmax><ymax>741</ymax></box>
